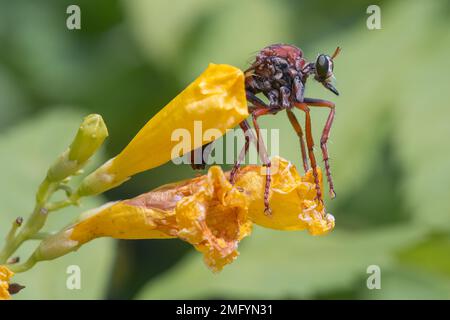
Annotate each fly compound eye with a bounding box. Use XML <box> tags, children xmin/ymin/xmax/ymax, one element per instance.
<box><xmin>316</xmin><ymin>54</ymin><xmax>331</xmax><ymax>79</ymax></box>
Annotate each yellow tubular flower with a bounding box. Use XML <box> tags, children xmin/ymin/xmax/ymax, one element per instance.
<box><xmin>38</xmin><ymin>157</ymin><xmax>334</xmax><ymax>272</ymax></box>
<box><xmin>75</xmin><ymin>63</ymin><xmax>248</xmax><ymax>197</ymax></box>
<box><xmin>0</xmin><ymin>265</ymin><xmax>13</xmax><ymax>300</ymax></box>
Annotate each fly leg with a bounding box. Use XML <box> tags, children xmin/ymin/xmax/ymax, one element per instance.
<box><xmin>286</xmin><ymin>109</ymin><xmax>309</xmax><ymax>173</ymax></box>
<box><xmin>246</xmin><ymin>91</ymin><xmax>276</xmax><ymax>215</ymax></box>
<box><xmin>189</xmin><ymin>141</ymin><xmax>213</xmax><ymax>170</ymax></box>
<box><xmin>252</xmin><ymin>108</ymin><xmax>273</xmax><ymax>215</ymax></box>
<box><xmin>230</xmin><ymin>120</ymin><xmax>251</xmax><ymax>184</ymax></box>
<box><xmin>294</xmin><ymin>102</ymin><xmax>322</xmax><ymax>203</ymax></box>
<box><xmin>303</xmin><ymin>97</ymin><xmax>336</xmax><ymax>198</ymax></box>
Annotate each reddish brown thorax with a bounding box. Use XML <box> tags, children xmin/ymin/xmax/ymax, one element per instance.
<box><xmin>256</xmin><ymin>44</ymin><xmax>306</xmax><ymax>71</ymax></box>
<box><xmin>244</xmin><ymin>44</ymin><xmax>309</xmax><ymax>106</ymax></box>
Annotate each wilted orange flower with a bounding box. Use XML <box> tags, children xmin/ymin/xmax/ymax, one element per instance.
<box><xmin>0</xmin><ymin>265</ymin><xmax>13</xmax><ymax>300</ymax></box>
<box><xmin>41</xmin><ymin>157</ymin><xmax>334</xmax><ymax>272</ymax></box>
<box><xmin>75</xmin><ymin>63</ymin><xmax>248</xmax><ymax>198</ymax></box>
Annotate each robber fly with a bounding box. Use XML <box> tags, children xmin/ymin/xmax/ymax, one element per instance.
<box><xmin>191</xmin><ymin>43</ymin><xmax>341</xmax><ymax>214</ymax></box>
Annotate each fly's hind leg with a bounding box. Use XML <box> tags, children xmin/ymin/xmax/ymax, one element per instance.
<box><xmin>303</xmin><ymin>97</ymin><xmax>336</xmax><ymax>198</ymax></box>
<box><xmin>294</xmin><ymin>102</ymin><xmax>323</xmax><ymax>203</ymax></box>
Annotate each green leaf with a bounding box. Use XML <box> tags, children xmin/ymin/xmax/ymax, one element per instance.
<box><xmin>0</xmin><ymin>108</ymin><xmax>114</xmax><ymax>299</ymax></box>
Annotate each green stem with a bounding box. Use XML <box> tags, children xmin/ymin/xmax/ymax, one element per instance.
<box><xmin>29</xmin><ymin>232</ymin><xmax>54</xmax><ymax>240</ymax></box>
<box><xmin>0</xmin><ymin>178</ymin><xmax>57</xmax><ymax>264</ymax></box>
<box><xmin>5</xmin><ymin>217</ymin><xmax>22</xmax><ymax>244</ymax></box>
<box><xmin>45</xmin><ymin>198</ymin><xmax>77</xmax><ymax>212</ymax></box>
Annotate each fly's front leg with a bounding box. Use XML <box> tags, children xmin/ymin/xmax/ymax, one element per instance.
<box><xmin>246</xmin><ymin>92</ymin><xmax>274</xmax><ymax>215</ymax></box>
<box><xmin>294</xmin><ymin>102</ymin><xmax>322</xmax><ymax>203</ymax></box>
<box><xmin>288</xmin><ymin>76</ymin><xmax>309</xmax><ymax>173</ymax></box>
<box><xmin>303</xmin><ymin>97</ymin><xmax>336</xmax><ymax>198</ymax></box>
<box><xmin>293</xmin><ymin>75</ymin><xmax>305</xmax><ymax>103</ymax></box>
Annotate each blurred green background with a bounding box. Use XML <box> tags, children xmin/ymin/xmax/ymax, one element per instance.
<box><xmin>1</xmin><ymin>0</ymin><xmax>450</xmax><ymax>299</ymax></box>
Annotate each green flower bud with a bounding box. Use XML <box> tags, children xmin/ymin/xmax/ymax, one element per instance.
<box><xmin>68</xmin><ymin>114</ymin><xmax>108</xmax><ymax>163</ymax></box>
<box><xmin>46</xmin><ymin>114</ymin><xmax>108</xmax><ymax>182</ymax></box>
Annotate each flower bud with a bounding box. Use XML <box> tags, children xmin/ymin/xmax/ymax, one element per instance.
<box><xmin>46</xmin><ymin>114</ymin><xmax>108</xmax><ymax>182</ymax></box>
<box><xmin>68</xmin><ymin>114</ymin><xmax>108</xmax><ymax>164</ymax></box>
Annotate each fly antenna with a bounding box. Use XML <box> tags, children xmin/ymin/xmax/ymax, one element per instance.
<box><xmin>331</xmin><ymin>46</ymin><xmax>341</xmax><ymax>60</ymax></box>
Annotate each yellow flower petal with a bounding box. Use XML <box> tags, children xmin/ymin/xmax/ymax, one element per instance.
<box><xmin>76</xmin><ymin>63</ymin><xmax>247</xmax><ymax>197</ymax></box>
<box><xmin>175</xmin><ymin>166</ymin><xmax>252</xmax><ymax>272</ymax></box>
<box><xmin>235</xmin><ymin>157</ymin><xmax>335</xmax><ymax>235</ymax></box>
<box><xmin>70</xmin><ymin>202</ymin><xmax>178</xmax><ymax>244</ymax></box>
<box><xmin>42</xmin><ymin>157</ymin><xmax>333</xmax><ymax>272</ymax></box>
<box><xmin>0</xmin><ymin>265</ymin><xmax>14</xmax><ymax>300</ymax></box>
<box><xmin>112</xmin><ymin>63</ymin><xmax>247</xmax><ymax>179</ymax></box>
